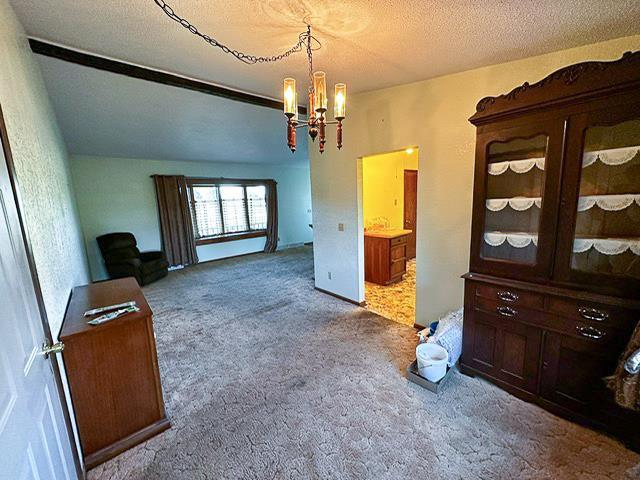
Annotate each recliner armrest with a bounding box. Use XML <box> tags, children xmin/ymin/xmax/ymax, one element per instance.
<box><xmin>140</xmin><ymin>251</ymin><xmax>165</xmax><ymax>262</ymax></box>
<box><xmin>109</xmin><ymin>258</ymin><xmax>142</xmax><ymax>268</ymax></box>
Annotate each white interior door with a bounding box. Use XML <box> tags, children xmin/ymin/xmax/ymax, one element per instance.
<box><xmin>0</xmin><ymin>138</ymin><xmax>77</xmax><ymax>477</ymax></box>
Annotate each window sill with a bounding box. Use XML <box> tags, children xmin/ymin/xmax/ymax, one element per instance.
<box><xmin>196</xmin><ymin>230</ymin><xmax>267</xmax><ymax>246</ymax></box>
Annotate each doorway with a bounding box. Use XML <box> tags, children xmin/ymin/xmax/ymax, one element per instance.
<box><xmin>361</xmin><ymin>147</ymin><xmax>419</xmax><ymax>326</ymax></box>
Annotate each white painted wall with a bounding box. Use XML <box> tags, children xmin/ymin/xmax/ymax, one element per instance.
<box><xmin>71</xmin><ymin>155</ymin><xmax>313</xmax><ymax>281</ymax></box>
<box><xmin>0</xmin><ymin>0</ymin><xmax>90</xmax><ymax>468</ymax></box>
<box><xmin>310</xmin><ymin>35</ymin><xmax>640</xmax><ymax>327</ymax></box>
<box><xmin>0</xmin><ymin>0</ymin><xmax>89</xmax><ymax>336</ymax></box>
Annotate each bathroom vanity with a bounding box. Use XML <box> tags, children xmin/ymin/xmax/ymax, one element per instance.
<box><xmin>364</xmin><ymin>229</ymin><xmax>412</xmax><ymax>285</ymax></box>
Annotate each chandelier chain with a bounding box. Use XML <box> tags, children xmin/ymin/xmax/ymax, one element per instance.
<box><xmin>153</xmin><ymin>0</ymin><xmax>319</xmax><ymax>65</ymax></box>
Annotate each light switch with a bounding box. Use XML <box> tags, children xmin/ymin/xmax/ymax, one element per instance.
<box><xmin>338</xmin><ymin>223</ymin><xmax>345</xmax><ymax>231</ymax></box>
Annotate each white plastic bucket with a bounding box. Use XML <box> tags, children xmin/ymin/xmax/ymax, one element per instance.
<box><xmin>416</xmin><ymin>343</ymin><xmax>448</xmax><ymax>382</ymax></box>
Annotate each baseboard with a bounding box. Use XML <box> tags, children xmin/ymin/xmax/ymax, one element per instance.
<box><xmin>277</xmin><ymin>242</ymin><xmax>305</xmax><ymax>251</ymax></box>
<box><xmin>315</xmin><ymin>286</ymin><xmax>366</xmax><ymax>307</ymax></box>
<box><xmin>192</xmin><ymin>251</ymin><xmax>259</xmax><ymax>266</ymax></box>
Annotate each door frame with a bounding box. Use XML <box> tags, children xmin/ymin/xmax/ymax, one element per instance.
<box><xmin>0</xmin><ymin>105</ymin><xmax>84</xmax><ymax>479</ymax></box>
<box><xmin>403</xmin><ymin>169</ymin><xmax>418</xmax><ymax>259</ymax></box>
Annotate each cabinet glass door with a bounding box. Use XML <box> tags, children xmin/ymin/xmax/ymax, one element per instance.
<box><xmin>471</xmin><ymin>120</ymin><xmax>563</xmax><ymax>280</ymax></box>
<box><xmin>555</xmin><ymin>104</ymin><xmax>640</xmax><ymax>296</ymax></box>
<box><xmin>482</xmin><ymin>135</ymin><xmax>547</xmax><ymax>264</ymax></box>
<box><xmin>574</xmin><ymin>120</ymin><xmax>640</xmax><ymax>277</ymax></box>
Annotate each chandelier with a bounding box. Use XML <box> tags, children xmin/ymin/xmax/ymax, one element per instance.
<box><xmin>153</xmin><ymin>1</ymin><xmax>346</xmax><ymax>154</ymax></box>
<box><xmin>283</xmin><ymin>26</ymin><xmax>346</xmax><ymax>154</ymax></box>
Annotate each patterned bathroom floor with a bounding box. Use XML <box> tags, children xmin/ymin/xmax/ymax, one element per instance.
<box><xmin>365</xmin><ymin>259</ymin><xmax>416</xmax><ymax>326</ymax></box>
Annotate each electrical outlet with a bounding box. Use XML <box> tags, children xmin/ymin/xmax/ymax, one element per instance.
<box><xmin>338</xmin><ymin>223</ymin><xmax>344</xmax><ymax>232</ymax></box>
<box><xmin>328</xmin><ymin>271</ymin><xmax>332</xmax><ymax>280</ymax></box>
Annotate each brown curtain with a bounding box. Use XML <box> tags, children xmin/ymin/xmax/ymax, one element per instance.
<box><xmin>263</xmin><ymin>179</ymin><xmax>278</xmax><ymax>253</ymax></box>
<box><xmin>152</xmin><ymin>175</ymin><xmax>198</xmax><ymax>267</ymax></box>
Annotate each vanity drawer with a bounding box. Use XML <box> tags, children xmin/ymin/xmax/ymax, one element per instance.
<box><xmin>548</xmin><ymin>297</ymin><xmax>639</xmax><ymax>330</ymax></box>
<box><xmin>390</xmin><ymin>259</ymin><xmax>406</xmax><ymax>277</ymax></box>
<box><xmin>390</xmin><ymin>236</ymin><xmax>407</xmax><ymax>247</ymax></box>
<box><xmin>390</xmin><ymin>245</ymin><xmax>405</xmax><ymax>261</ymax></box>
<box><xmin>474</xmin><ymin>283</ymin><xmax>544</xmax><ymax>310</ymax></box>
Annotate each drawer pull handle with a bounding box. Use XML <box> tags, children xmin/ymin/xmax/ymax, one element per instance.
<box><xmin>497</xmin><ymin>306</ymin><xmax>517</xmax><ymax>317</ymax></box>
<box><xmin>497</xmin><ymin>291</ymin><xmax>519</xmax><ymax>303</ymax></box>
<box><xmin>576</xmin><ymin>325</ymin><xmax>605</xmax><ymax>340</ymax></box>
<box><xmin>577</xmin><ymin>307</ymin><xmax>608</xmax><ymax>322</ymax></box>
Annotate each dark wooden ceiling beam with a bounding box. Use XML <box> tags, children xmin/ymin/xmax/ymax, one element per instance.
<box><xmin>29</xmin><ymin>38</ymin><xmax>307</xmax><ymax>115</ymax></box>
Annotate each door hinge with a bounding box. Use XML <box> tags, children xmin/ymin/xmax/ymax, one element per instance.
<box><xmin>40</xmin><ymin>341</ymin><xmax>65</xmax><ymax>359</ymax></box>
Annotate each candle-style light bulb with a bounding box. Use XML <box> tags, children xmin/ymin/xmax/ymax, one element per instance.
<box><xmin>313</xmin><ymin>71</ymin><xmax>327</xmax><ymax>113</ymax></box>
<box><xmin>283</xmin><ymin>78</ymin><xmax>296</xmax><ymax>118</ymax></box>
<box><xmin>334</xmin><ymin>83</ymin><xmax>346</xmax><ymax>120</ymax></box>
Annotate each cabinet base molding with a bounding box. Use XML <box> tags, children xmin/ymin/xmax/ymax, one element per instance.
<box><xmin>85</xmin><ymin>418</ymin><xmax>171</xmax><ymax>470</ymax></box>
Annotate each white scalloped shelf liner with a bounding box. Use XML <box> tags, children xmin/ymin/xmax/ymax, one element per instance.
<box><xmin>577</xmin><ymin>194</ymin><xmax>640</xmax><ymax>212</ymax></box>
<box><xmin>484</xmin><ymin>232</ymin><xmax>538</xmax><ymax>248</ymax></box>
<box><xmin>488</xmin><ymin>157</ymin><xmax>545</xmax><ymax>176</ymax></box>
<box><xmin>484</xmin><ymin>231</ymin><xmax>640</xmax><ymax>255</ymax></box>
<box><xmin>486</xmin><ymin>197</ymin><xmax>542</xmax><ymax>211</ymax></box>
<box><xmin>573</xmin><ymin>238</ymin><xmax>640</xmax><ymax>256</ymax></box>
<box><xmin>486</xmin><ymin>194</ymin><xmax>640</xmax><ymax>212</ymax></box>
<box><xmin>583</xmin><ymin>146</ymin><xmax>640</xmax><ymax>168</ymax></box>
<box><xmin>487</xmin><ymin>146</ymin><xmax>639</xmax><ymax>176</ymax></box>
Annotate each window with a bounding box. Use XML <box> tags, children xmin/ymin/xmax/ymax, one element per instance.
<box><xmin>187</xmin><ymin>179</ymin><xmax>269</xmax><ymax>245</ymax></box>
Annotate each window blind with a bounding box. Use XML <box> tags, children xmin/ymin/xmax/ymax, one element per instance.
<box><xmin>189</xmin><ymin>182</ymin><xmax>268</xmax><ymax>241</ymax></box>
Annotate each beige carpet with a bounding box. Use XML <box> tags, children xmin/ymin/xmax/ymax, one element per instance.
<box><xmin>89</xmin><ymin>247</ymin><xmax>639</xmax><ymax>479</ymax></box>
<box><xmin>365</xmin><ymin>259</ymin><xmax>416</xmax><ymax>326</ymax></box>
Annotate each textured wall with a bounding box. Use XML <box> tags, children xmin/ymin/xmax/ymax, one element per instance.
<box><xmin>0</xmin><ymin>0</ymin><xmax>89</xmax><ymax>337</ymax></box>
<box><xmin>310</xmin><ymin>35</ymin><xmax>640</xmax><ymax>326</ymax></box>
<box><xmin>71</xmin><ymin>155</ymin><xmax>313</xmax><ymax>281</ymax></box>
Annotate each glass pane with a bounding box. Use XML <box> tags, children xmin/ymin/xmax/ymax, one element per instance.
<box><xmin>571</xmin><ymin>119</ymin><xmax>640</xmax><ymax>278</ymax></box>
<box><xmin>219</xmin><ymin>185</ymin><xmax>248</xmax><ymax>233</ymax></box>
<box><xmin>482</xmin><ymin>135</ymin><xmax>548</xmax><ymax>264</ymax></box>
<box><xmin>192</xmin><ymin>186</ymin><xmax>223</xmax><ymax>238</ymax></box>
<box><xmin>247</xmin><ymin>185</ymin><xmax>267</xmax><ymax>230</ymax></box>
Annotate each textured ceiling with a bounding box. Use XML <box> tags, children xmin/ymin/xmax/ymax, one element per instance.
<box><xmin>36</xmin><ymin>56</ymin><xmax>308</xmax><ymax>164</ymax></box>
<box><xmin>12</xmin><ymin>0</ymin><xmax>640</xmax><ymax>100</ymax></box>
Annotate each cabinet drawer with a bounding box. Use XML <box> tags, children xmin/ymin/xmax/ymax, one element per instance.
<box><xmin>548</xmin><ymin>297</ymin><xmax>639</xmax><ymax>330</ymax></box>
<box><xmin>390</xmin><ymin>236</ymin><xmax>407</xmax><ymax>247</ymax></box>
<box><xmin>474</xmin><ymin>296</ymin><xmax>544</xmax><ymax>326</ymax></box>
<box><xmin>474</xmin><ymin>283</ymin><xmax>544</xmax><ymax>310</ymax></box>
<box><xmin>390</xmin><ymin>245</ymin><xmax>405</xmax><ymax>261</ymax></box>
<box><xmin>548</xmin><ymin>315</ymin><xmax>628</xmax><ymax>349</ymax></box>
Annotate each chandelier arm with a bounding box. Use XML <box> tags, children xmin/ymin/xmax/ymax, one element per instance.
<box><xmin>153</xmin><ymin>0</ymin><xmax>320</xmax><ymax>65</ymax></box>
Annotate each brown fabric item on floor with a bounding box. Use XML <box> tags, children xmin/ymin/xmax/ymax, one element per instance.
<box><xmin>263</xmin><ymin>179</ymin><xmax>278</xmax><ymax>253</ymax></box>
<box><xmin>608</xmin><ymin>322</ymin><xmax>640</xmax><ymax>411</ymax></box>
<box><xmin>152</xmin><ymin>175</ymin><xmax>198</xmax><ymax>267</ymax></box>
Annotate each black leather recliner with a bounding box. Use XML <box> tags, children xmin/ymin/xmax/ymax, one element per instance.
<box><xmin>97</xmin><ymin>232</ymin><xmax>169</xmax><ymax>286</ymax></box>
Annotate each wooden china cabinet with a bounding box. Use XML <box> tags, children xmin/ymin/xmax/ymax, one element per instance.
<box><xmin>461</xmin><ymin>51</ymin><xmax>640</xmax><ymax>450</ymax></box>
